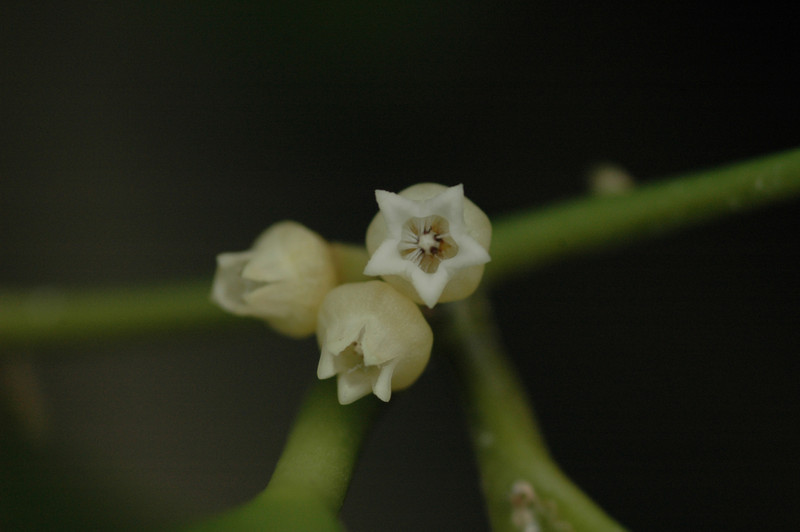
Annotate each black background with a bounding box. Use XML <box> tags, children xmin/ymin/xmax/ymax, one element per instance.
<box><xmin>2</xmin><ymin>2</ymin><xmax>799</xmax><ymax>530</ymax></box>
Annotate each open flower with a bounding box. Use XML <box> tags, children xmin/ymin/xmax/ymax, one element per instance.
<box><xmin>316</xmin><ymin>281</ymin><xmax>433</xmax><ymax>405</ymax></box>
<box><xmin>364</xmin><ymin>183</ymin><xmax>491</xmax><ymax>308</ymax></box>
<box><xmin>211</xmin><ymin>221</ymin><xmax>337</xmax><ymax>338</ymax></box>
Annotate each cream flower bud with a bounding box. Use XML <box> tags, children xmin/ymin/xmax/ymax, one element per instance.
<box><xmin>211</xmin><ymin>221</ymin><xmax>337</xmax><ymax>338</ymax></box>
<box><xmin>316</xmin><ymin>281</ymin><xmax>433</xmax><ymax>405</ymax></box>
<box><xmin>364</xmin><ymin>183</ymin><xmax>491</xmax><ymax>308</ymax></box>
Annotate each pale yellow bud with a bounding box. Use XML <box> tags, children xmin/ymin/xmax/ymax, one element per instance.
<box><xmin>364</xmin><ymin>183</ymin><xmax>492</xmax><ymax>308</ymax></box>
<box><xmin>316</xmin><ymin>281</ymin><xmax>433</xmax><ymax>405</ymax></box>
<box><xmin>587</xmin><ymin>162</ymin><xmax>634</xmax><ymax>195</ymax></box>
<box><xmin>211</xmin><ymin>221</ymin><xmax>337</xmax><ymax>338</ymax></box>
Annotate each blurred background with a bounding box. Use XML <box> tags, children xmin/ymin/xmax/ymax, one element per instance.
<box><xmin>2</xmin><ymin>2</ymin><xmax>799</xmax><ymax>530</ymax></box>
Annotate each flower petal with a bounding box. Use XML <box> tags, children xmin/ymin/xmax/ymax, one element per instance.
<box><xmin>372</xmin><ymin>360</ymin><xmax>399</xmax><ymax>402</ymax></box>
<box><xmin>317</xmin><ymin>350</ymin><xmax>338</xmax><ymax>379</ymax></box>
<box><xmin>337</xmin><ymin>370</ymin><xmax>376</xmax><ymax>405</ymax></box>
<box><xmin>442</xmin><ymin>231</ymin><xmax>491</xmax><ymax>271</ymax></box>
<box><xmin>421</xmin><ymin>183</ymin><xmax>465</xmax><ymax>222</ymax></box>
<box><xmin>375</xmin><ymin>190</ymin><xmax>418</xmax><ymax>230</ymax></box>
<box><xmin>409</xmin><ymin>266</ymin><xmax>451</xmax><ymax>308</ymax></box>
<box><xmin>363</xmin><ymin>240</ymin><xmax>409</xmax><ymax>277</ymax></box>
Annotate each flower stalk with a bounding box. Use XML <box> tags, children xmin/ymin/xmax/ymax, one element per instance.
<box><xmin>437</xmin><ymin>293</ymin><xmax>628</xmax><ymax>532</ymax></box>
<box><xmin>183</xmin><ymin>378</ymin><xmax>380</xmax><ymax>531</ymax></box>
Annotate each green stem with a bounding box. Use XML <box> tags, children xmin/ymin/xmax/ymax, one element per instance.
<box><xmin>487</xmin><ymin>146</ymin><xmax>800</xmax><ymax>282</ymax></box>
<box><xmin>3</xmin><ymin>147</ymin><xmax>800</xmax><ymax>348</ymax></box>
<box><xmin>183</xmin><ymin>378</ymin><xmax>380</xmax><ymax>531</ymax></box>
<box><xmin>438</xmin><ymin>294</ymin><xmax>628</xmax><ymax>532</ymax></box>
<box><xmin>0</xmin><ymin>244</ymin><xmax>369</xmax><ymax>350</ymax></box>
<box><xmin>0</xmin><ymin>279</ymin><xmax>237</xmax><ymax>349</ymax></box>
<box><xmin>264</xmin><ymin>378</ymin><xmax>379</xmax><ymax>511</ymax></box>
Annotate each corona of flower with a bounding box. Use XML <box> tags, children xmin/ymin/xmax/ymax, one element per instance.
<box><xmin>211</xmin><ymin>221</ymin><xmax>337</xmax><ymax>338</ymax></box>
<box><xmin>316</xmin><ymin>281</ymin><xmax>433</xmax><ymax>405</ymax></box>
<box><xmin>364</xmin><ymin>183</ymin><xmax>491</xmax><ymax>308</ymax></box>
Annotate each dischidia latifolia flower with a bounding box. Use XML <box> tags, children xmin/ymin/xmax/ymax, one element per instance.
<box><xmin>211</xmin><ymin>221</ymin><xmax>337</xmax><ymax>338</ymax></box>
<box><xmin>316</xmin><ymin>281</ymin><xmax>433</xmax><ymax>405</ymax></box>
<box><xmin>364</xmin><ymin>183</ymin><xmax>491</xmax><ymax>308</ymax></box>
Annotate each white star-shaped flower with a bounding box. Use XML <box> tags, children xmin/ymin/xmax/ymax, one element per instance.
<box><xmin>363</xmin><ymin>183</ymin><xmax>491</xmax><ymax>308</ymax></box>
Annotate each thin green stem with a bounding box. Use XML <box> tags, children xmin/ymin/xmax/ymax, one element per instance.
<box><xmin>438</xmin><ymin>294</ymin><xmax>628</xmax><ymax>532</ymax></box>
<box><xmin>0</xmin><ymin>279</ymin><xmax>237</xmax><ymax>349</ymax></box>
<box><xmin>183</xmin><ymin>378</ymin><xmax>380</xmax><ymax>531</ymax></box>
<box><xmin>487</xmin><ymin>146</ymin><xmax>800</xmax><ymax>282</ymax></box>
<box><xmin>0</xmin><ymin>244</ymin><xmax>369</xmax><ymax>350</ymax></box>
<box><xmin>2</xmin><ymin>147</ymin><xmax>799</xmax><ymax>348</ymax></box>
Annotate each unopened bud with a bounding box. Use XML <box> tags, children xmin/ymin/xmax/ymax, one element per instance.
<box><xmin>211</xmin><ymin>221</ymin><xmax>337</xmax><ymax>338</ymax></box>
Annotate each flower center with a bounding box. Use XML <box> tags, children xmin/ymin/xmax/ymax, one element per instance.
<box><xmin>398</xmin><ymin>215</ymin><xmax>459</xmax><ymax>273</ymax></box>
<box><xmin>340</xmin><ymin>341</ymin><xmax>365</xmax><ymax>372</ymax></box>
<box><xmin>336</xmin><ymin>340</ymin><xmax>382</xmax><ymax>381</ymax></box>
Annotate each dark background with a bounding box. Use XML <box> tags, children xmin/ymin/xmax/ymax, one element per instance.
<box><xmin>2</xmin><ymin>2</ymin><xmax>799</xmax><ymax>530</ymax></box>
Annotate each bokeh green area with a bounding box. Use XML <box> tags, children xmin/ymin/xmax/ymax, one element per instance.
<box><xmin>2</xmin><ymin>2</ymin><xmax>799</xmax><ymax>530</ymax></box>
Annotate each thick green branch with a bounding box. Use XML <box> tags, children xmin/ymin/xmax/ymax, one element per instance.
<box><xmin>487</xmin><ymin>146</ymin><xmax>800</xmax><ymax>282</ymax></box>
<box><xmin>184</xmin><ymin>378</ymin><xmax>380</xmax><ymax>531</ymax></box>
<box><xmin>263</xmin><ymin>378</ymin><xmax>379</xmax><ymax>512</ymax></box>
<box><xmin>438</xmin><ymin>294</ymin><xmax>627</xmax><ymax>532</ymax></box>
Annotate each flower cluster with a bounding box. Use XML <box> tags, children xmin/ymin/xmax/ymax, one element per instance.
<box><xmin>212</xmin><ymin>184</ymin><xmax>491</xmax><ymax>404</ymax></box>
